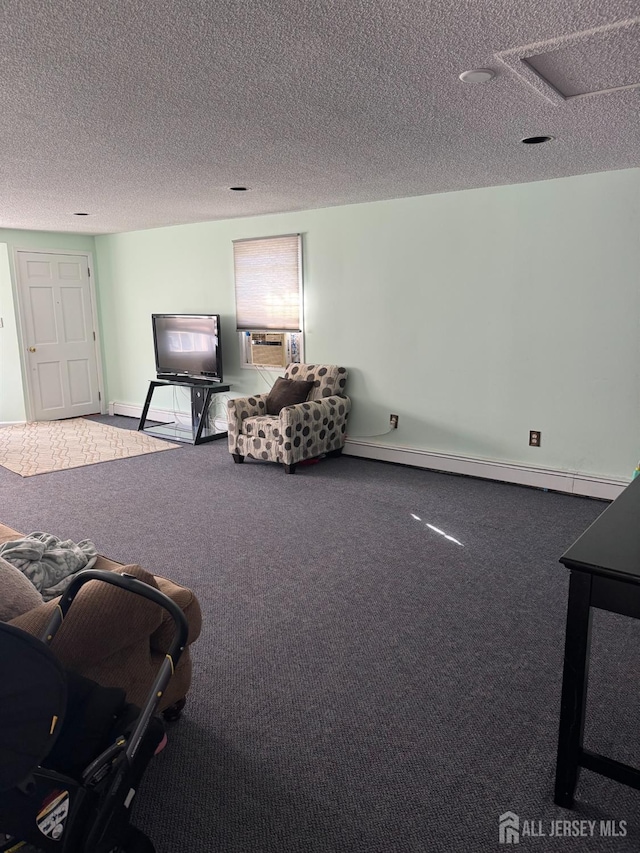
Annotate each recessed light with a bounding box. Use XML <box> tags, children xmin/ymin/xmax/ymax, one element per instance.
<box><xmin>459</xmin><ymin>69</ymin><xmax>495</xmax><ymax>83</ymax></box>
<box><xmin>73</xmin><ymin>212</ymin><xmax>90</xmax><ymax>216</ymax></box>
<box><xmin>521</xmin><ymin>136</ymin><xmax>554</xmax><ymax>144</ymax></box>
<box><xmin>229</xmin><ymin>186</ymin><xmax>249</xmax><ymax>192</ymax></box>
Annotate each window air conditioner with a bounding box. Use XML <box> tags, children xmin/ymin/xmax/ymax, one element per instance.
<box><xmin>249</xmin><ymin>332</ymin><xmax>287</xmax><ymax>367</ymax></box>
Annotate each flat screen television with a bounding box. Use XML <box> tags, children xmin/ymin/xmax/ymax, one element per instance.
<box><xmin>152</xmin><ymin>314</ymin><xmax>223</xmax><ymax>383</ymax></box>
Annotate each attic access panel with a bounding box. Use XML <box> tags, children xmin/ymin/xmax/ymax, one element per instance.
<box><xmin>496</xmin><ymin>17</ymin><xmax>640</xmax><ymax>103</ymax></box>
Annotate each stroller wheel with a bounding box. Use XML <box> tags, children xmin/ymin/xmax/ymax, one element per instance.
<box><xmin>104</xmin><ymin>827</ymin><xmax>155</xmax><ymax>853</ymax></box>
<box><xmin>124</xmin><ymin>826</ymin><xmax>156</xmax><ymax>853</ymax></box>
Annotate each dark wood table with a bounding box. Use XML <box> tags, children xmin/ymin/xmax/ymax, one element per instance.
<box><xmin>555</xmin><ymin>475</ymin><xmax>640</xmax><ymax>807</ymax></box>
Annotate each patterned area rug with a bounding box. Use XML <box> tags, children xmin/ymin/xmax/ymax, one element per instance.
<box><xmin>0</xmin><ymin>418</ymin><xmax>179</xmax><ymax>477</ymax></box>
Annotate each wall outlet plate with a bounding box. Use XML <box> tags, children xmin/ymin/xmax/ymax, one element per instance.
<box><xmin>529</xmin><ymin>430</ymin><xmax>541</xmax><ymax>447</ymax></box>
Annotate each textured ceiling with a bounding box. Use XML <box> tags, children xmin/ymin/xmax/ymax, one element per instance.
<box><xmin>1</xmin><ymin>0</ymin><xmax>639</xmax><ymax>234</ymax></box>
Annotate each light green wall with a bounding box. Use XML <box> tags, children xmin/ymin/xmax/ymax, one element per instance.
<box><xmin>4</xmin><ymin>174</ymin><xmax>637</xmax><ymax>479</ymax></box>
<box><xmin>0</xmin><ymin>243</ymin><xmax>25</xmax><ymax>422</ymax></box>
<box><xmin>0</xmin><ymin>230</ymin><xmax>97</xmax><ymax>423</ymax></box>
<box><xmin>89</xmin><ymin>168</ymin><xmax>638</xmax><ymax>481</ymax></box>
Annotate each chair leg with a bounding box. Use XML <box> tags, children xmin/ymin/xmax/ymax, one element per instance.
<box><xmin>283</xmin><ymin>463</ymin><xmax>297</xmax><ymax>474</ymax></box>
<box><xmin>327</xmin><ymin>447</ymin><xmax>343</xmax><ymax>458</ymax></box>
<box><xmin>232</xmin><ymin>453</ymin><xmax>244</xmax><ymax>464</ymax></box>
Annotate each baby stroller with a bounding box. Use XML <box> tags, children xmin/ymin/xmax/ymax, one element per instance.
<box><xmin>0</xmin><ymin>569</ymin><xmax>188</xmax><ymax>853</ymax></box>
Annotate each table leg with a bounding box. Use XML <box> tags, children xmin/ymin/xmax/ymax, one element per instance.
<box><xmin>193</xmin><ymin>388</ymin><xmax>213</xmax><ymax>444</ymax></box>
<box><xmin>138</xmin><ymin>382</ymin><xmax>156</xmax><ymax>431</ymax></box>
<box><xmin>554</xmin><ymin>569</ymin><xmax>593</xmax><ymax>808</ymax></box>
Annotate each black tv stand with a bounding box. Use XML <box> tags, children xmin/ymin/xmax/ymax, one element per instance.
<box><xmin>156</xmin><ymin>374</ymin><xmax>223</xmax><ymax>387</ymax></box>
<box><xmin>138</xmin><ymin>378</ymin><xmax>231</xmax><ymax>445</ymax></box>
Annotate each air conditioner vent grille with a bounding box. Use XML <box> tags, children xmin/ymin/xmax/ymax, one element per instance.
<box><xmin>250</xmin><ymin>333</ymin><xmax>286</xmax><ymax>367</ymax></box>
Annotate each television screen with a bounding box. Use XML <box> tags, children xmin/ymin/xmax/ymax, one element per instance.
<box><xmin>152</xmin><ymin>314</ymin><xmax>222</xmax><ymax>382</ymax></box>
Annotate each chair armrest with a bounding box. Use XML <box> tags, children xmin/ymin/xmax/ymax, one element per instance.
<box><xmin>9</xmin><ymin>564</ymin><xmax>163</xmax><ymax>670</ymax></box>
<box><xmin>279</xmin><ymin>395</ymin><xmax>351</xmax><ymax>428</ymax></box>
<box><xmin>278</xmin><ymin>396</ymin><xmax>351</xmax><ymax>459</ymax></box>
<box><xmin>150</xmin><ymin>574</ymin><xmax>202</xmax><ymax>652</ymax></box>
<box><xmin>227</xmin><ymin>394</ymin><xmax>269</xmax><ymax>426</ymax></box>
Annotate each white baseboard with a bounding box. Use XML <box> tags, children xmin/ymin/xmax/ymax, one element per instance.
<box><xmin>344</xmin><ymin>439</ymin><xmax>626</xmax><ymax>501</ymax></box>
<box><xmin>110</xmin><ymin>402</ymin><xmax>175</xmax><ymax>423</ymax></box>
<box><xmin>110</xmin><ymin>401</ymin><xmax>228</xmax><ymax>433</ymax></box>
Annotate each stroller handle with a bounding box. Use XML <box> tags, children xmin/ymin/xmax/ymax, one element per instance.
<box><xmin>41</xmin><ymin>568</ymin><xmax>190</xmax><ymax>669</ymax></box>
<box><xmin>42</xmin><ymin>568</ymin><xmax>192</xmax><ymax>769</ymax></box>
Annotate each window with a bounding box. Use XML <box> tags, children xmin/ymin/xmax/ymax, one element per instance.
<box><xmin>233</xmin><ymin>234</ymin><xmax>303</xmax><ymax>369</ymax></box>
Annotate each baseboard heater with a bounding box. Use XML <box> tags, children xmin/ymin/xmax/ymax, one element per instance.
<box><xmin>109</xmin><ymin>401</ymin><xmax>625</xmax><ymax>501</ymax></box>
<box><xmin>343</xmin><ymin>439</ymin><xmax>626</xmax><ymax>501</ymax></box>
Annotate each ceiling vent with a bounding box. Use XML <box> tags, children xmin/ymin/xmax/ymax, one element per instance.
<box><xmin>496</xmin><ymin>17</ymin><xmax>640</xmax><ymax>104</ymax></box>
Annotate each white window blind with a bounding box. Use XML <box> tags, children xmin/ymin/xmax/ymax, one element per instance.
<box><xmin>233</xmin><ymin>234</ymin><xmax>302</xmax><ymax>331</ymax></box>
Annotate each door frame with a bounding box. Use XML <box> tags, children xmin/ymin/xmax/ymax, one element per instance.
<box><xmin>12</xmin><ymin>247</ymin><xmax>106</xmax><ymax>421</ymax></box>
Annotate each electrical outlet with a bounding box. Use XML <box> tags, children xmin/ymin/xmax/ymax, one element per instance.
<box><xmin>390</xmin><ymin>414</ymin><xmax>399</xmax><ymax>429</ymax></box>
<box><xmin>529</xmin><ymin>430</ymin><xmax>541</xmax><ymax>447</ymax></box>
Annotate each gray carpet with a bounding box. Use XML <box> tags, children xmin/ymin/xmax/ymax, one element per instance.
<box><xmin>1</xmin><ymin>415</ymin><xmax>638</xmax><ymax>852</ymax></box>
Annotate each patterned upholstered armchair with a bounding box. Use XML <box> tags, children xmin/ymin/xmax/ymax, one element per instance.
<box><xmin>226</xmin><ymin>364</ymin><xmax>350</xmax><ymax>473</ymax></box>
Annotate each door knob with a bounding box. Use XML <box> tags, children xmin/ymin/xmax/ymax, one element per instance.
<box><xmin>28</xmin><ymin>346</ymin><xmax>36</xmax><ymax>352</ymax></box>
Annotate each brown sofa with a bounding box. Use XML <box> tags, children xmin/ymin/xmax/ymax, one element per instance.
<box><xmin>0</xmin><ymin>522</ymin><xmax>202</xmax><ymax>718</ymax></box>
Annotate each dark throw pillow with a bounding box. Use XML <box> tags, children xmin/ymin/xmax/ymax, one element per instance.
<box><xmin>266</xmin><ymin>377</ymin><xmax>314</xmax><ymax>415</ymax></box>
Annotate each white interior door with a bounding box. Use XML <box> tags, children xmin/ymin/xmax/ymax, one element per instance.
<box><xmin>16</xmin><ymin>251</ymin><xmax>102</xmax><ymax>421</ymax></box>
